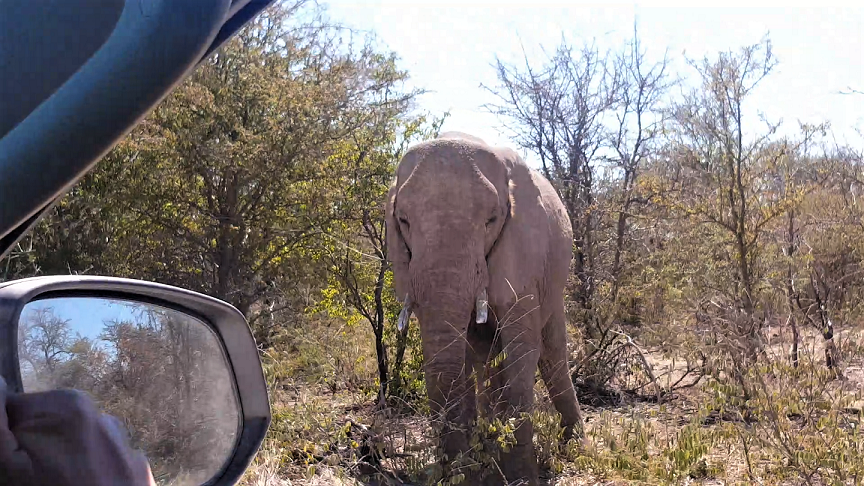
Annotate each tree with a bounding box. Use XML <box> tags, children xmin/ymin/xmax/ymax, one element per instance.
<box><xmin>645</xmin><ymin>36</ymin><xmax>833</xmax><ymax>393</ymax></box>
<box><xmin>18</xmin><ymin>306</ymin><xmax>73</xmax><ymax>375</ymax></box>
<box><xmin>315</xmin><ymin>115</ymin><xmax>444</xmax><ymax>405</ymax></box>
<box><xmin>780</xmin><ymin>148</ymin><xmax>864</xmax><ymax>373</ymax></box>
<box><xmin>483</xmin><ymin>24</ymin><xmax>673</xmax><ymax>391</ymax></box>
<box><xmin>483</xmin><ymin>36</ymin><xmax>615</xmax><ymax>317</ymax></box>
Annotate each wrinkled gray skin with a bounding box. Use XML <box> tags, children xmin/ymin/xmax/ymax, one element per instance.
<box><xmin>386</xmin><ymin>132</ymin><xmax>585</xmax><ymax>485</ymax></box>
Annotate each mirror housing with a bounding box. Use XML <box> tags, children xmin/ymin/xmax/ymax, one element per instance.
<box><xmin>0</xmin><ymin>275</ymin><xmax>270</xmax><ymax>486</ymax></box>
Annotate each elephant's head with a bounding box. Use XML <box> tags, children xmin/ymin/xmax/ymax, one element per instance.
<box><xmin>385</xmin><ymin>132</ymin><xmax>514</xmax><ymax>366</ymax></box>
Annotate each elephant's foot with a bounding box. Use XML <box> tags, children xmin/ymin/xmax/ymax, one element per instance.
<box><xmin>560</xmin><ymin>419</ymin><xmax>586</xmax><ymax>444</ymax></box>
<box><xmin>442</xmin><ymin>461</ymin><xmax>484</xmax><ymax>486</ymax></box>
<box><xmin>561</xmin><ymin>422</ymin><xmax>575</xmax><ymax>444</ymax></box>
<box><xmin>480</xmin><ymin>468</ymin><xmax>507</xmax><ymax>486</ymax></box>
<box><xmin>438</xmin><ymin>439</ymin><xmax>485</xmax><ymax>486</ymax></box>
<box><xmin>560</xmin><ymin>421</ymin><xmax>592</xmax><ymax>453</ymax></box>
<box><xmin>499</xmin><ymin>443</ymin><xmax>539</xmax><ymax>486</ymax></box>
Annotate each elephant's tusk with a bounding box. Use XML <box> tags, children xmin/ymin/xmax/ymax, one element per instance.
<box><xmin>476</xmin><ymin>288</ymin><xmax>489</xmax><ymax>324</ymax></box>
<box><xmin>397</xmin><ymin>295</ymin><xmax>413</xmax><ymax>332</ymax></box>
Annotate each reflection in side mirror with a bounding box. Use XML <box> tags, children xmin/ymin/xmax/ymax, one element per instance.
<box><xmin>17</xmin><ymin>296</ymin><xmax>241</xmax><ymax>486</ymax></box>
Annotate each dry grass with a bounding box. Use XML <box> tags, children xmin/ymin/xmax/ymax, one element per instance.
<box><xmin>238</xmin><ymin>320</ymin><xmax>864</xmax><ymax>486</ymax></box>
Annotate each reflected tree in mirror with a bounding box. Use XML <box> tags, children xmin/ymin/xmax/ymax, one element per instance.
<box><xmin>17</xmin><ymin>297</ymin><xmax>241</xmax><ymax>485</ymax></box>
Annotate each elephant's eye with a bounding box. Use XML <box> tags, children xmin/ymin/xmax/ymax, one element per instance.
<box><xmin>486</xmin><ymin>215</ymin><xmax>498</xmax><ymax>226</ymax></box>
<box><xmin>398</xmin><ymin>217</ymin><xmax>410</xmax><ymax>229</ymax></box>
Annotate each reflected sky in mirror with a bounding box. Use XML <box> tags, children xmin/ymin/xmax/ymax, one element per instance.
<box><xmin>23</xmin><ymin>297</ymin><xmax>137</xmax><ymax>352</ymax></box>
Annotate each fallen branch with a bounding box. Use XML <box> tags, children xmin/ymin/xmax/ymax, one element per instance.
<box><xmin>610</xmin><ymin>330</ymin><xmax>665</xmax><ymax>402</ymax></box>
<box><xmin>570</xmin><ymin>330</ymin><xmax>667</xmax><ymax>402</ymax></box>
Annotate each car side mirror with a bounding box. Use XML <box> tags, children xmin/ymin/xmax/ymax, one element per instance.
<box><xmin>0</xmin><ymin>275</ymin><xmax>270</xmax><ymax>486</ymax></box>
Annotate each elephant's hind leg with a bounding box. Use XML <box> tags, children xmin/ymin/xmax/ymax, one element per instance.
<box><xmin>539</xmin><ymin>302</ymin><xmax>585</xmax><ymax>442</ymax></box>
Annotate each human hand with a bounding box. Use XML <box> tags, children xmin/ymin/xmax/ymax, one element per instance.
<box><xmin>0</xmin><ymin>377</ymin><xmax>156</xmax><ymax>486</ymax></box>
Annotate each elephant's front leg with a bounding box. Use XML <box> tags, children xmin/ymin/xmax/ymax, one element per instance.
<box><xmin>424</xmin><ymin>363</ymin><xmax>477</xmax><ymax>481</ymax></box>
<box><xmin>468</xmin><ymin>323</ymin><xmax>515</xmax><ymax>486</ymax></box>
<box><xmin>468</xmin><ymin>321</ymin><xmax>498</xmax><ymax>419</ymax></box>
<box><xmin>494</xmin><ymin>304</ymin><xmax>543</xmax><ymax>486</ymax></box>
<box><xmin>418</xmin><ymin>313</ymin><xmax>481</xmax><ymax>483</ymax></box>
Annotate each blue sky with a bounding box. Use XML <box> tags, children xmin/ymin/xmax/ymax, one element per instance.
<box><xmin>323</xmin><ymin>2</ymin><xmax>863</xmax><ymax>165</ymax></box>
<box><xmin>22</xmin><ymin>297</ymin><xmax>138</xmax><ymax>342</ymax></box>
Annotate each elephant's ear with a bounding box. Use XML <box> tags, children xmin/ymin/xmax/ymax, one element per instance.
<box><xmin>499</xmin><ymin>149</ymin><xmax>535</xmax><ymax>222</ymax></box>
<box><xmin>485</xmin><ymin>147</ymin><xmax>556</xmax><ymax>306</ymax></box>
<box><xmin>385</xmin><ymin>180</ymin><xmax>411</xmax><ymax>302</ymax></box>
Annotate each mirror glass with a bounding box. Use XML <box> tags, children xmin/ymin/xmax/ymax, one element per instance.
<box><xmin>17</xmin><ymin>296</ymin><xmax>241</xmax><ymax>485</ymax></box>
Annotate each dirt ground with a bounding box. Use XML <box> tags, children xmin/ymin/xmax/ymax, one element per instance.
<box><xmin>249</xmin><ymin>326</ymin><xmax>864</xmax><ymax>486</ymax></box>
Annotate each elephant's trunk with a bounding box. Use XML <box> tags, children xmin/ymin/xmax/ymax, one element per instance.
<box><xmin>409</xmin><ymin>246</ymin><xmax>483</xmax><ymax>449</ymax></box>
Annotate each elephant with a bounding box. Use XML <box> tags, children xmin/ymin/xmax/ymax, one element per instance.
<box><xmin>385</xmin><ymin>131</ymin><xmax>585</xmax><ymax>485</ymax></box>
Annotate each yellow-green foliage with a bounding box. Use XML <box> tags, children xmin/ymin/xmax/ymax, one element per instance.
<box><xmin>573</xmin><ymin>410</ymin><xmax>720</xmax><ymax>483</ymax></box>
<box><xmin>241</xmin><ymin>392</ymin><xmax>364</xmax><ymax>483</ymax></box>
<box><xmin>260</xmin><ymin>314</ymin><xmax>378</xmax><ymax>395</ymax></box>
<box><xmin>708</xmin><ymin>356</ymin><xmax>864</xmax><ymax>484</ymax></box>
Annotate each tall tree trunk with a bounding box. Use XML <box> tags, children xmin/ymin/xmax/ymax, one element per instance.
<box><xmin>373</xmin><ymin>257</ymin><xmax>388</xmax><ymax>405</ymax></box>
<box><xmin>820</xmin><ymin>315</ymin><xmax>841</xmax><ymax>378</ymax></box>
<box><xmin>785</xmin><ymin>209</ymin><xmax>800</xmax><ymax>368</ymax></box>
<box><xmin>790</xmin><ymin>317</ymin><xmax>800</xmax><ymax>369</ymax></box>
<box><xmin>391</xmin><ymin>327</ymin><xmax>409</xmax><ymax>398</ymax></box>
